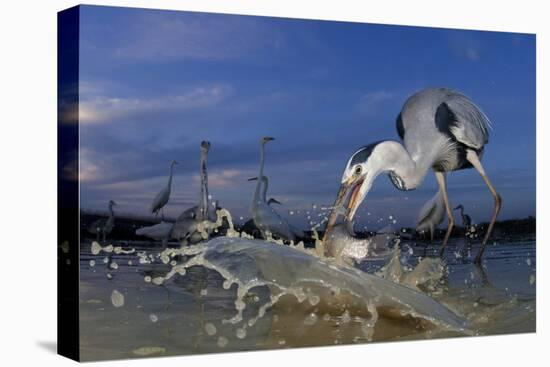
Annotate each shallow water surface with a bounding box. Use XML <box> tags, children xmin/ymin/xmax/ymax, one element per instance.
<box><xmin>79</xmin><ymin>236</ymin><xmax>535</xmax><ymax>361</ymax></box>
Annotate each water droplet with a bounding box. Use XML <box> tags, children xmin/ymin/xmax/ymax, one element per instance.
<box><xmin>204</xmin><ymin>323</ymin><xmax>217</xmax><ymax>336</ymax></box>
<box><xmin>111</xmin><ymin>290</ymin><xmax>124</xmax><ymax>308</ymax></box>
<box><xmin>89</xmin><ymin>260</ymin><xmax>95</xmax><ymax>267</ymax></box>
<box><xmin>200</xmin><ymin>289</ymin><xmax>208</xmax><ymax>296</ymax></box>
<box><xmin>217</xmin><ymin>336</ymin><xmax>228</xmax><ymax>348</ymax></box>
<box><xmin>236</xmin><ymin>328</ymin><xmax>246</xmax><ymax>339</ymax></box>
<box><xmin>150</xmin><ymin>314</ymin><xmax>158</xmax><ymax>323</ymax></box>
<box><xmin>308</xmin><ymin>295</ymin><xmax>320</xmax><ymax>306</ymax></box>
<box><xmin>91</xmin><ymin>242</ymin><xmax>102</xmax><ymax>255</ymax></box>
<box><xmin>304</xmin><ymin>313</ymin><xmax>318</xmax><ymax>326</ymax></box>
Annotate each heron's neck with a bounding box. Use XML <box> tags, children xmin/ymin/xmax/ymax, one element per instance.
<box><xmin>167</xmin><ymin>164</ymin><xmax>174</xmax><ymax>190</ymax></box>
<box><xmin>199</xmin><ymin>151</ymin><xmax>209</xmax><ymax>221</ymax></box>
<box><xmin>254</xmin><ymin>143</ymin><xmax>266</xmax><ymax>201</ymax></box>
<box><xmin>382</xmin><ymin>141</ymin><xmax>429</xmax><ymax>190</ymax></box>
<box><xmin>108</xmin><ymin>205</ymin><xmax>114</xmax><ymax>219</ymax></box>
<box><xmin>260</xmin><ymin>177</ymin><xmax>268</xmax><ymax>202</ymax></box>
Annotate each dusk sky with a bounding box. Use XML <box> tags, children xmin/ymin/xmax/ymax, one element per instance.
<box><xmin>78</xmin><ymin>5</ymin><xmax>536</xmax><ymax>230</ymax></box>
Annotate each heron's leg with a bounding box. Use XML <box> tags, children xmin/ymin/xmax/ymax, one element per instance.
<box><xmin>435</xmin><ymin>171</ymin><xmax>454</xmax><ymax>257</ymax></box>
<box><xmin>466</xmin><ymin>150</ymin><xmax>502</xmax><ymax>264</ymax></box>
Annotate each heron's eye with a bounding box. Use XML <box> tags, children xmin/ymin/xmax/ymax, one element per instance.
<box><xmin>354</xmin><ymin>165</ymin><xmax>362</xmax><ymax>175</ymax></box>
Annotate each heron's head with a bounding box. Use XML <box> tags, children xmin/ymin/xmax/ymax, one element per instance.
<box><xmin>335</xmin><ymin>142</ymin><xmax>389</xmax><ymax>221</ymax></box>
<box><xmin>108</xmin><ymin>200</ymin><xmax>117</xmax><ymax>207</ymax></box>
<box><xmin>201</xmin><ymin>141</ymin><xmax>211</xmax><ymax>153</ymax></box>
<box><xmin>323</xmin><ymin>140</ymin><xmax>412</xmax><ymax>241</ymax></box>
<box><xmin>170</xmin><ymin>160</ymin><xmax>179</xmax><ymax>167</ymax></box>
<box><xmin>453</xmin><ymin>204</ymin><xmax>464</xmax><ymax>211</ymax></box>
<box><xmin>261</xmin><ymin>136</ymin><xmax>274</xmax><ymax>145</ymax></box>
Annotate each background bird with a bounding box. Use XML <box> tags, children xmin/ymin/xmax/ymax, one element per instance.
<box><xmin>135</xmin><ymin>221</ymin><xmax>174</xmax><ymax>248</ymax></box>
<box><xmin>151</xmin><ymin>160</ymin><xmax>178</xmax><ymax>219</ymax></box>
<box><xmin>247</xmin><ymin>176</ymin><xmax>282</xmax><ymax>205</ymax></box>
<box><xmin>87</xmin><ymin>200</ymin><xmax>117</xmax><ymax>243</ymax></box>
<box><xmin>454</xmin><ymin>204</ymin><xmax>472</xmax><ymax>229</ymax></box>
<box><xmin>171</xmin><ymin>141</ymin><xmax>214</xmax><ymax>243</ymax></box>
<box><xmin>416</xmin><ymin>190</ymin><xmax>445</xmax><ymax>243</ymax></box>
<box><xmin>250</xmin><ymin>137</ymin><xmax>296</xmax><ymax>242</ymax></box>
<box><xmin>324</xmin><ymin>87</ymin><xmax>501</xmax><ymax>264</ymax></box>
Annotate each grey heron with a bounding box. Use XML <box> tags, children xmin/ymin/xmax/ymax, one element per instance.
<box><xmin>87</xmin><ymin>200</ymin><xmax>117</xmax><ymax>243</ymax></box>
<box><xmin>249</xmin><ymin>137</ymin><xmax>295</xmax><ymax>242</ymax></box>
<box><xmin>324</xmin><ymin>88</ymin><xmax>501</xmax><ymax>264</ymax></box>
<box><xmin>247</xmin><ymin>176</ymin><xmax>282</xmax><ymax>206</ymax></box>
<box><xmin>171</xmin><ymin>141</ymin><xmax>214</xmax><ymax>243</ymax></box>
<box><xmin>416</xmin><ymin>190</ymin><xmax>445</xmax><ymax>243</ymax></box>
<box><xmin>151</xmin><ymin>160</ymin><xmax>178</xmax><ymax>219</ymax></box>
<box><xmin>454</xmin><ymin>204</ymin><xmax>472</xmax><ymax>228</ymax></box>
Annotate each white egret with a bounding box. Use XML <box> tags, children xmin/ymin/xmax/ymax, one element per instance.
<box><xmin>87</xmin><ymin>200</ymin><xmax>117</xmax><ymax>243</ymax></box>
<box><xmin>171</xmin><ymin>141</ymin><xmax>214</xmax><ymax>243</ymax></box>
<box><xmin>249</xmin><ymin>137</ymin><xmax>295</xmax><ymax>242</ymax></box>
<box><xmin>416</xmin><ymin>190</ymin><xmax>445</xmax><ymax>243</ymax></box>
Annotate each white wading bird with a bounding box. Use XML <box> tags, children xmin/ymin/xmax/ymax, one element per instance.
<box><xmin>171</xmin><ymin>141</ymin><xmax>215</xmax><ymax>244</ymax></box>
<box><xmin>249</xmin><ymin>137</ymin><xmax>296</xmax><ymax>242</ymax></box>
<box><xmin>87</xmin><ymin>200</ymin><xmax>117</xmax><ymax>243</ymax></box>
<box><xmin>151</xmin><ymin>160</ymin><xmax>178</xmax><ymax>219</ymax></box>
<box><xmin>324</xmin><ymin>88</ymin><xmax>501</xmax><ymax>264</ymax></box>
<box><xmin>416</xmin><ymin>190</ymin><xmax>446</xmax><ymax>243</ymax></box>
<box><xmin>135</xmin><ymin>221</ymin><xmax>174</xmax><ymax>248</ymax></box>
<box><xmin>247</xmin><ymin>176</ymin><xmax>282</xmax><ymax>206</ymax></box>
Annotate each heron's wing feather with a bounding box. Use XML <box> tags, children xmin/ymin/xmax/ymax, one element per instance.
<box><xmin>396</xmin><ymin>112</ymin><xmax>405</xmax><ymax>140</ymax></box>
<box><xmin>437</xmin><ymin>93</ymin><xmax>490</xmax><ymax>150</ymax></box>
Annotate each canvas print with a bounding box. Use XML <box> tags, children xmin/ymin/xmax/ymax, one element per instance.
<box><xmin>57</xmin><ymin>5</ymin><xmax>536</xmax><ymax>362</ymax></box>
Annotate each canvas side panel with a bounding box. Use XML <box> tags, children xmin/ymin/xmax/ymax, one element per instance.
<box><xmin>57</xmin><ymin>5</ymin><xmax>80</xmax><ymax>362</ymax></box>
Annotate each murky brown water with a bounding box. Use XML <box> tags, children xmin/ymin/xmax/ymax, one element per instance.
<box><xmin>79</xmin><ymin>235</ymin><xmax>535</xmax><ymax>361</ymax></box>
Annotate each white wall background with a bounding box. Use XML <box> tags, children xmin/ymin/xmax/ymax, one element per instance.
<box><xmin>0</xmin><ymin>1</ymin><xmax>547</xmax><ymax>366</ymax></box>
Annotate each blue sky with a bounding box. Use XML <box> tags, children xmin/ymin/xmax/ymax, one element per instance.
<box><xmin>78</xmin><ymin>5</ymin><xmax>536</xmax><ymax>230</ymax></box>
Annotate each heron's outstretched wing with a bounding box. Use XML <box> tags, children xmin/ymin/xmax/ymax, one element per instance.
<box><xmin>436</xmin><ymin>92</ymin><xmax>490</xmax><ymax>150</ymax></box>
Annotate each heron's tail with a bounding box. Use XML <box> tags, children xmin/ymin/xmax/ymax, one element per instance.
<box><xmin>416</xmin><ymin>190</ymin><xmax>446</xmax><ymax>235</ymax></box>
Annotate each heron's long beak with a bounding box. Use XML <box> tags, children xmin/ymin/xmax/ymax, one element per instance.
<box><xmin>346</xmin><ymin>176</ymin><xmax>365</xmax><ymax>221</ymax></box>
<box><xmin>323</xmin><ymin>176</ymin><xmax>365</xmax><ymax>242</ymax></box>
<box><xmin>247</xmin><ymin>177</ymin><xmax>258</xmax><ymax>181</ymax></box>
